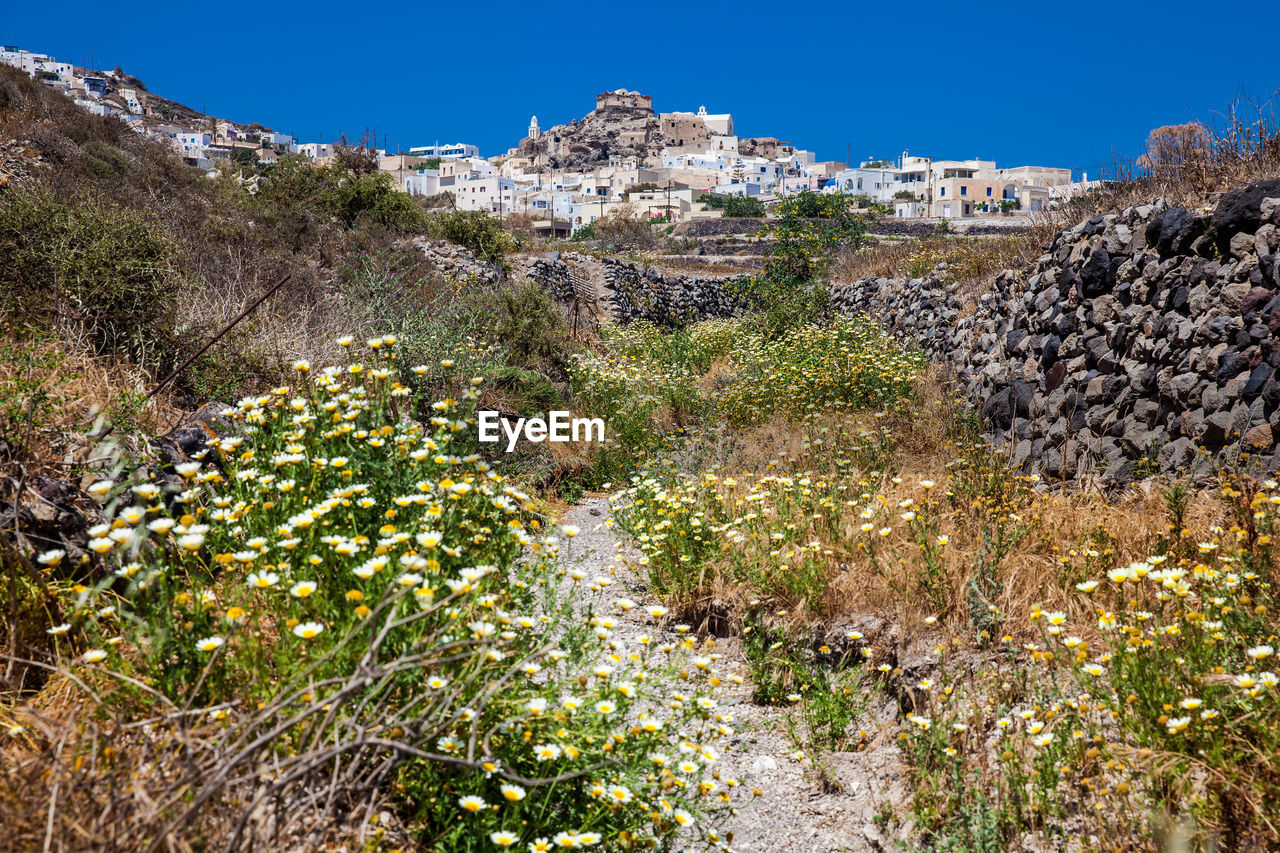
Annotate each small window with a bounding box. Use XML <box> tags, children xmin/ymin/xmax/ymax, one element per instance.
<box><xmin>986</xmin><ymin>187</ymin><xmax>992</xmax><ymax>196</ymax></box>
<box><xmin>939</xmin><ymin>187</ymin><xmax>945</xmax><ymax>196</ymax></box>
<box><xmin>960</xmin><ymin>186</ymin><xmax>967</xmax><ymax>196</ymax></box>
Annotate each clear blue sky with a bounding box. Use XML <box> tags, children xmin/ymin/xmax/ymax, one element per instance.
<box><xmin>6</xmin><ymin>0</ymin><xmax>1279</xmax><ymax>178</ymax></box>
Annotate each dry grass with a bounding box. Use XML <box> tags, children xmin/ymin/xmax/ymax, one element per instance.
<box><xmin>829</xmin><ymin>224</ymin><xmax>1058</xmax><ymax>291</ymax></box>
<box><xmin>0</xmin><ymin>329</ymin><xmax>185</xmax><ymax>475</ymax></box>
<box><xmin>656</xmin><ymin>372</ymin><xmax>1248</xmax><ymax>655</ymax></box>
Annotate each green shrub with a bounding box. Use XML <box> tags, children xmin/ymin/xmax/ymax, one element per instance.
<box><xmin>427</xmin><ymin>209</ymin><xmax>516</xmax><ymax>264</ymax></box>
<box><xmin>721</xmin><ymin>195</ymin><xmax>765</xmax><ymax>217</ymax></box>
<box><xmin>490</xmin><ymin>365</ymin><xmax>561</xmax><ymax>415</ymax></box>
<box><xmin>755</xmin><ymin>191</ymin><xmax>868</xmax><ymax>304</ymax></box>
<box><xmin>329</xmin><ymin>170</ymin><xmax>426</xmax><ymax>231</ymax></box>
<box><xmin>0</xmin><ymin>185</ymin><xmax>175</xmax><ymax>357</ymax></box>
<box><xmin>493</xmin><ymin>282</ymin><xmax>571</xmax><ymax>378</ymax></box>
<box><xmin>80</xmin><ymin>140</ymin><xmax>131</xmax><ymax>178</ymax></box>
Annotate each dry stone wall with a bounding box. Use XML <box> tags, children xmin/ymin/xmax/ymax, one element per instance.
<box><xmin>523</xmin><ymin>253</ymin><xmax>747</xmax><ymax>326</ymax></box>
<box><xmin>832</xmin><ymin>179</ymin><xmax>1280</xmax><ymax>485</ymax></box>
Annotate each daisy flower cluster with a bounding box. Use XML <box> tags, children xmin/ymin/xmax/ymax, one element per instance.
<box><xmin>33</xmin><ymin>336</ymin><xmax>739</xmax><ymax>850</ymax></box>
<box><xmin>713</xmin><ymin>317</ymin><xmax>926</xmax><ymax>426</ymax></box>
<box><xmin>894</xmin><ymin>476</ymin><xmax>1280</xmax><ymax>848</ymax></box>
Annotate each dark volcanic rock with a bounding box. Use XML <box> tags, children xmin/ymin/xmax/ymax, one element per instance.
<box><xmin>1212</xmin><ymin>178</ymin><xmax>1280</xmax><ymax>254</ymax></box>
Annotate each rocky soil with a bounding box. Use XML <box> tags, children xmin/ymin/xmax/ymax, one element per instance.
<box><xmin>561</xmin><ymin>496</ymin><xmax>915</xmax><ymax>852</ymax></box>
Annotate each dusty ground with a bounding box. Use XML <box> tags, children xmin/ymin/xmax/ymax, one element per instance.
<box><xmin>560</xmin><ymin>496</ymin><xmax>915</xmax><ymax>852</ymax></box>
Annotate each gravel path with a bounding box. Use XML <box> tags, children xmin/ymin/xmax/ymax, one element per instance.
<box><xmin>561</xmin><ymin>496</ymin><xmax>915</xmax><ymax>852</ymax></box>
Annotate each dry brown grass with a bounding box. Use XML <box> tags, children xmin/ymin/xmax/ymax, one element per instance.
<box><xmin>829</xmin><ymin>238</ymin><xmax>918</xmax><ymax>283</ymax></box>
<box><xmin>0</xmin><ymin>329</ymin><xmax>185</xmax><ymax>475</ymax></box>
<box><xmin>658</xmin><ymin>372</ymin><xmax>1247</xmax><ymax>655</ymax></box>
<box><xmin>829</xmin><ymin>224</ymin><xmax>1058</xmax><ymax>292</ymax></box>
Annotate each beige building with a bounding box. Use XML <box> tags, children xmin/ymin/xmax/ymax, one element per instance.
<box><xmin>626</xmin><ymin>187</ymin><xmax>700</xmax><ymax>221</ymax></box>
<box><xmin>931</xmin><ymin>161</ymin><xmax>1071</xmax><ymax>217</ymax></box>
<box><xmin>888</xmin><ymin>156</ymin><xmax>1072</xmax><ymax>218</ymax></box>
<box><xmin>657</xmin><ymin>111</ymin><xmax>715</xmax><ymax>152</ymax></box>
<box><xmin>595</xmin><ymin>89</ymin><xmax>653</xmax><ymax>115</ymax></box>
<box><xmin>379</xmin><ymin>154</ymin><xmax>431</xmax><ymax>187</ymax></box>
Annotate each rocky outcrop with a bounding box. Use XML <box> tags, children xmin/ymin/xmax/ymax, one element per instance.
<box><xmin>0</xmin><ymin>403</ymin><xmax>231</xmax><ymax>575</ymax></box>
<box><xmin>832</xmin><ymin>178</ymin><xmax>1280</xmax><ymax>485</ymax></box>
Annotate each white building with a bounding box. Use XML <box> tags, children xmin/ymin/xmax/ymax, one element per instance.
<box><xmin>1</xmin><ymin>46</ymin><xmax>74</xmax><ymax>83</ymax></box>
<box><xmin>74</xmin><ymin>98</ymin><xmax>108</xmax><ymax>116</ymax></box>
<box><xmin>404</xmin><ymin>170</ymin><xmax>449</xmax><ymax>196</ymax></box>
<box><xmin>118</xmin><ymin>87</ymin><xmax>142</xmax><ymax>114</ymax></box>
<box><xmin>825</xmin><ymin>165</ymin><xmax>900</xmax><ymax>202</ymax></box>
<box><xmin>175</xmin><ymin>131</ymin><xmax>211</xmax><ymax>158</ymax></box>
<box><xmin>712</xmin><ymin>182</ymin><xmax>762</xmax><ymax>197</ymax></box>
<box><xmin>408</xmin><ymin>142</ymin><xmax>480</xmax><ymax>159</ymax></box>
<box><xmin>292</xmin><ymin>142</ymin><xmax>335</xmax><ymax>160</ymax></box>
<box><xmin>696</xmin><ymin>105</ymin><xmax>733</xmax><ymax>136</ymax></box>
<box><xmin>260</xmin><ymin>131</ymin><xmax>294</xmax><ymax>147</ymax></box>
<box><xmin>453</xmin><ymin>176</ymin><xmax>517</xmax><ymax>213</ymax></box>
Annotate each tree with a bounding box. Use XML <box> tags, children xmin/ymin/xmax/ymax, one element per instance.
<box><xmin>1137</xmin><ymin>122</ymin><xmax>1213</xmax><ymax>179</ymax></box>
<box><xmin>722</xmin><ymin>195</ymin><xmax>765</xmax><ymax>217</ymax></box>
<box><xmin>741</xmin><ymin>190</ymin><xmax>868</xmax><ymax>321</ymax></box>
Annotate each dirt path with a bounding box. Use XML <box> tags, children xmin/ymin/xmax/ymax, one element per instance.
<box><xmin>560</xmin><ymin>496</ymin><xmax>915</xmax><ymax>852</ymax></box>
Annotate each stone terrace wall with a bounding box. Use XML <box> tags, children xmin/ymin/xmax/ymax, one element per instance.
<box><xmin>598</xmin><ymin>257</ymin><xmax>745</xmax><ymax>326</ymax></box>
<box><xmin>523</xmin><ymin>253</ymin><xmax>747</xmax><ymax>326</ymax></box>
<box><xmin>832</xmin><ymin>179</ymin><xmax>1280</xmax><ymax>485</ymax></box>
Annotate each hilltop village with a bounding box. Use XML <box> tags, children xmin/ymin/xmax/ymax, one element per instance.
<box><xmin>1</xmin><ymin>44</ymin><xmax>1093</xmax><ymax>234</ymax></box>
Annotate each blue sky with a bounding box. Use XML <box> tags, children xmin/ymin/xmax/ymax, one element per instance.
<box><xmin>7</xmin><ymin>0</ymin><xmax>1279</xmax><ymax>178</ymax></box>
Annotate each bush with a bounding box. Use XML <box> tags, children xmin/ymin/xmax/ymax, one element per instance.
<box><xmin>760</xmin><ymin>191</ymin><xmax>868</xmax><ymax>286</ymax></box>
<box><xmin>427</xmin><ymin>209</ymin><xmax>516</xmax><ymax>264</ymax></box>
<box><xmin>329</xmin><ymin>170</ymin><xmax>426</xmax><ymax>231</ymax></box>
<box><xmin>722</xmin><ymin>195</ymin><xmax>765</xmax><ymax>217</ymax></box>
<box><xmin>585</xmin><ymin>204</ymin><xmax>657</xmax><ymax>251</ymax></box>
<box><xmin>0</xmin><ymin>184</ymin><xmax>175</xmax><ymax>358</ymax></box>
<box><xmin>492</xmin><ymin>281</ymin><xmax>571</xmax><ymax>379</ymax></box>
<box><xmin>699</xmin><ymin>193</ymin><xmax>764</xmax><ymax>217</ymax></box>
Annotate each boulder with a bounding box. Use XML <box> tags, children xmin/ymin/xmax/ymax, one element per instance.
<box><xmin>1212</xmin><ymin>178</ymin><xmax>1280</xmax><ymax>254</ymax></box>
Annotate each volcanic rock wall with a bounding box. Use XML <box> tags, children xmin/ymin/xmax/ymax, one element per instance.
<box><xmin>597</xmin><ymin>257</ymin><xmax>744</xmax><ymax>326</ymax></box>
<box><xmin>524</xmin><ymin>254</ymin><xmax>747</xmax><ymax>326</ymax></box>
<box><xmin>832</xmin><ymin>179</ymin><xmax>1280</xmax><ymax>485</ymax></box>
